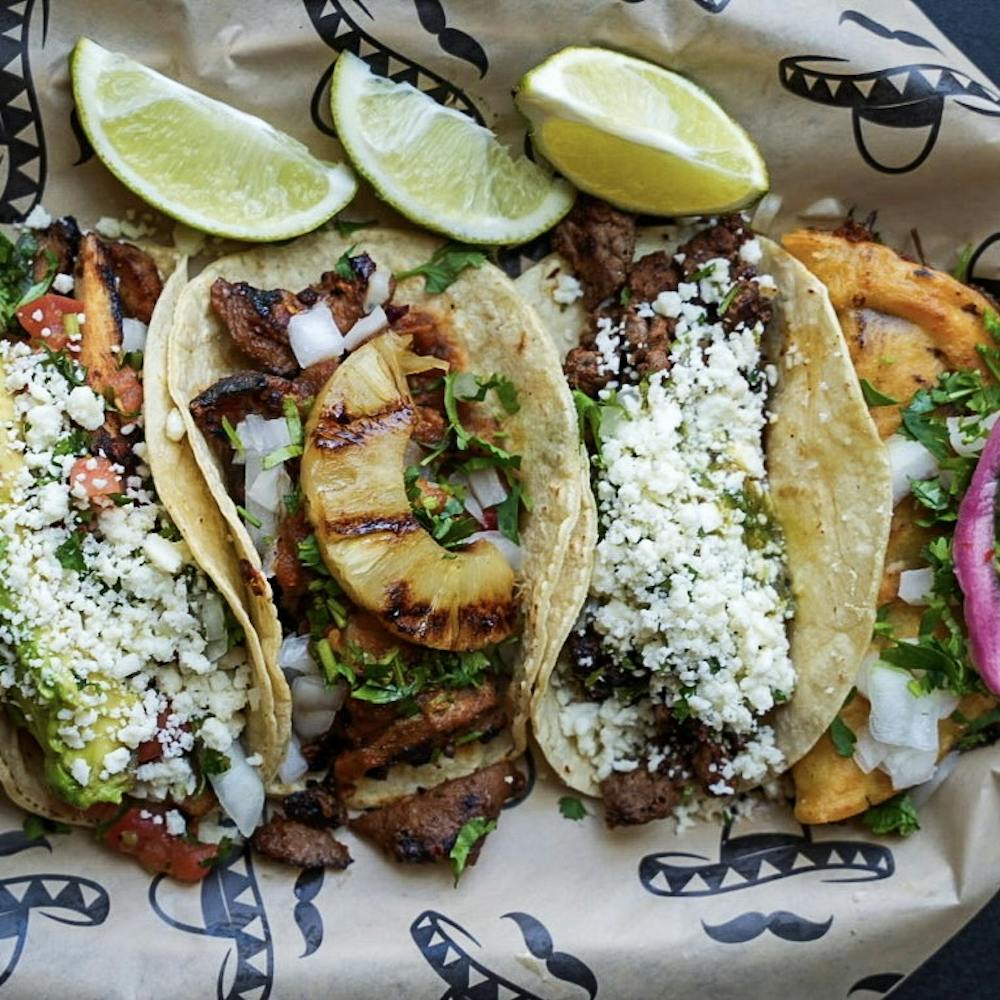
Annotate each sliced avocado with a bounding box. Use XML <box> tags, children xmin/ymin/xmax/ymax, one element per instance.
<box><xmin>0</xmin><ymin>360</ymin><xmax>138</xmax><ymax>809</ymax></box>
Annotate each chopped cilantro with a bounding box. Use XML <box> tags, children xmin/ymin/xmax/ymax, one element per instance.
<box><xmin>306</xmin><ymin>576</ymin><xmax>348</xmax><ymax>635</ymax></box>
<box><xmin>283</xmin><ymin>483</ymin><xmax>302</xmax><ymax>515</ymax></box>
<box><xmin>236</xmin><ymin>505</ymin><xmax>262</xmax><ymax>529</ymax></box>
<box><xmin>396</xmin><ymin>244</ymin><xmax>487</xmax><ymax>295</ymax></box>
<box><xmin>334</xmin><ymin>244</ymin><xmax>358</xmax><ymax>280</ymax></box>
<box><xmin>952</xmin><ymin>243</ymin><xmax>974</xmax><ymax>283</ymax></box>
<box><xmin>829</xmin><ymin>714</ymin><xmax>857</xmax><ymax>757</ymax></box>
<box><xmin>334</xmin><ymin>217</ymin><xmax>377</xmax><ymax>238</ymax></box>
<box><xmin>297</xmin><ymin>534</ymin><xmax>328</xmax><ymax>574</ymax></box>
<box><xmin>122</xmin><ymin>350</ymin><xmax>144</xmax><ymax>371</ymax></box>
<box><xmin>859</xmin><ymin>379</ymin><xmax>899</xmax><ymax>407</ymax></box>
<box><xmin>449</xmin><ymin>816</ymin><xmax>496</xmax><ymax>885</ymax></box>
<box><xmin>22</xmin><ymin>814</ymin><xmax>71</xmax><ymax>841</ymax></box>
<box><xmin>453</xmin><ymin>729</ymin><xmax>484</xmax><ymax>747</ymax></box>
<box><xmin>558</xmin><ymin>796</ymin><xmax>588</xmax><ymax>821</ymax></box>
<box><xmin>956</xmin><ymin>707</ymin><xmax>1000</xmax><ymax>750</ymax></box>
<box><xmin>717</xmin><ymin>282</ymin><xmax>741</xmax><ymax>317</ymax></box>
<box><xmin>55</xmin><ymin>532</ymin><xmax>87</xmax><ymax>572</ymax></box>
<box><xmin>404</xmin><ymin>465</ymin><xmax>479</xmax><ymax>549</ymax></box>
<box><xmin>315</xmin><ymin>637</ymin><xmax>355</xmax><ymax>686</ymax></box>
<box><xmin>200</xmin><ymin>748</ymin><xmax>231</xmax><ymax>776</ymax></box>
<box><xmin>862</xmin><ymin>793</ymin><xmax>920</xmax><ymax>837</ymax></box>
<box><xmin>39</xmin><ymin>344</ymin><xmax>84</xmax><ymax>386</ymax></box>
<box><xmin>619</xmin><ymin>286</ymin><xmax>632</xmax><ymax>306</ymax></box>
<box><xmin>283</xmin><ymin>395</ymin><xmax>303</xmax><ymax>446</ymax></box>
<box><xmin>495</xmin><ymin>479</ymin><xmax>524</xmax><ymax>545</ymax></box>
<box><xmin>53</xmin><ymin>428</ymin><xmax>88</xmax><ymax>457</ymax></box>
<box><xmin>199</xmin><ymin>837</ymin><xmax>236</xmax><ymax>870</ymax></box>
<box><xmin>262</xmin><ymin>443</ymin><xmax>304</xmax><ymax>470</ymax></box>
<box><xmin>0</xmin><ymin>230</ymin><xmax>55</xmax><ymax>329</ymax></box>
<box><xmin>221</xmin><ymin>416</ymin><xmax>243</xmax><ymax>455</ymax></box>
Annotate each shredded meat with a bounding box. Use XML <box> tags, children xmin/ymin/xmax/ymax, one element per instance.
<box><xmin>210</xmin><ymin>278</ymin><xmax>300</xmax><ymax>377</ymax></box>
<box><xmin>552</xmin><ymin>196</ymin><xmax>636</xmax><ymax>309</ymax></box>
<box><xmin>251</xmin><ymin>817</ymin><xmax>352</xmax><ymax>869</ymax></box>
<box><xmin>626</xmin><ymin>251</ymin><xmax>681</xmax><ymax>301</ymax></box>
<box><xmin>189</xmin><ymin>370</ymin><xmax>296</xmax><ymax>439</ymax></box>
<box><xmin>273</xmin><ymin>510</ymin><xmax>312</xmax><ymax>613</ymax></box>
<box><xmin>32</xmin><ymin>216</ymin><xmax>81</xmax><ymax>279</ymax></box>
<box><xmin>350</xmin><ymin>760</ymin><xmax>523</xmax><ymax>864</ymax></box>
<box><xmin>334</xmin><ymin>681</ymin><xmax>504</xmax><ymax>787</ymax></box>
<box><xmin>283</xmin><ymin>781</ymin><xmax>346</xmax><ymax>829</ymax></box>
<box><xmin>602</xmin><ymin>769</ymin><xmax>679</xmax><ymax>828</ymax></box>
<box><xmin>105</xmin><ymin>241</ymin><xmax>163</xmax><ymax>324</ymax></box>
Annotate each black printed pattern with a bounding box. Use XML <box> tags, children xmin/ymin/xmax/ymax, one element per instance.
<box><xmin>292</xmin><ymin>867</ymin><xmax>324</xmax><ymax>958</ymax></box>
<box><xmin>0</xmin><ymin>0</ymin><xmax>46</xmax><ymax>221</ymax></box>
<box><xmin>303</xmin><ymin>0</ymin><xmax>484</xmax><ymax>142</ymax></box>
<box><xmin>0</xmin><ymin>829</ymin><xmax>109</xmax><ymax>987</ymax></box>
<box><xmin>411</xmin><ymin>910</ymin><xmax>597</xmax><ymax>1000</ymax></box>
<box><xmin>848</xmin><ymin>972</ymin><xmax>905</xmax><ymax>996</ymax></box>
<box><xmin>701</xmin><ymin>910</ymin><xmax>833</xmax><ymax>943</ymax></box>
<box><xmin>149</xmin><ymin>845</ymin><xmax>273</xmax><ymax>1000</ymax></box>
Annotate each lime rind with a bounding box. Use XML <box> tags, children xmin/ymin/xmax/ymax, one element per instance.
<box><xmin>330</xmin><ymin>51</ymin><xmax>574</xmax><ymax>245</ymax></box>
<box><xmin>71</xmin><ymin>37</ymin><xmax>358</xmax><ymax>242</ymax></box>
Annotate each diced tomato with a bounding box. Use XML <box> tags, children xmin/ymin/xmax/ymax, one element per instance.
<box><xmin>16</xmin><ymin>294</ymin><xmax>85</xmax><ymax>352</ymax></box>
<box><xmin>101</xmin><ymin>806</ymin><xmax>222</xmax><ymax>883</ymax></box>
<box><xmin>68</xmin><ymin>455</ymin><xmax>122</xmax><ymax>507</ymax></box>
<box><xmin>481</xmin><ymin>507</ymin><xmax>498</xmax><ymax>531</ymax></box>
<box><xmin>108</xmin><ymin>366</ymin><xmax>143</xmax><ymax>417</ymax></box>
<box><xmin>136</xmin><ymin>708</ymin><xmax>191</xmax><ymax>764</ymax></box>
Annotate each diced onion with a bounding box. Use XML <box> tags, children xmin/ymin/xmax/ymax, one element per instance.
<box><xmin>237</xmin><ymin>415</ymin><xmax>291</xmax><ymax>456</ymax></box>
<box><xmin>247</xmin><ymin>464</ymin><xmax>291</xmax><ymax>514</ymax></box>
<box><xmin>342</xmin><ymin>306</ymin><xmax>388</xmax><ymax>352</ymax></box>
<box><xmin>278</xmin><ymin>733</ymin><xmax>309</xmax><ymax>785</ymax></box>
<box><xmin>292</xmin><ymin>676</ymin><xmax>346</xmax><ymax>739</ymax></box>
<box><xmin>121</xmin><ymin>317</ymin><xmax>148</xmax><ymax>353</ymax></box>
<box><xmin>463</xmin><ymin>488</ymin><xmax>485</xmax><ymax>525</ymax></box>
<box><xmin>852</xmin><ymin>723</ymin><xmax>884</xmax><ymax>775</ymax></box>
<box><xmin>278</xmin><ymin>634</ymin><xmax>318</xmax><ymax>679</ymax></box>
<box><xmin>466</xmin><ymin>530</ymin><xmax>523</xmax><ymax>572</ymax></box>
<box><xmin>886</xmin><ymin>435</ymin><xmax>938</xmax><ymax>506</ymax></box>
<box><xmin>288</xmin><ymin>303</ymin><xmax>344</xmax><ymax>368</ymax></box>
<box><xmin>241</xmin><ymin>452</ymin><xmax>278</xmax><ymax>560</ymax></box>
<box><xmin>364</xmin><ymin>268</ymin><xmax>392</xmax><ymax>312</ymax></box>
<box><xmin>861</xmin><ymin>658</ymin><xmax>958</xmax><ymax>752</ymax></box>
<box><xmin>750</xmin><ymin>193</ymin><xmax>783</xmax><ymax>234</ymax></box>
<box><xmin>897</xmin><ymin>567</ymin><xmax>934</xmax><ymax>606</ymax></box>
<box><xmin>208</xmin><ymin>739</ymin><xmax>265</xmax><ymax>838</ymax></box>
<box><xmin>468</xmin><ymin>466</ymin><xmax>508</xmax><ymax>510</ymax></box>
<box><xmin>947</xmin><ymin>412</ymin><xmax>999</xmax><ymax>458</ymax></box>
<box><xmin>881</xmin><ymin>743</ymin><xmax>939</xmax><ymax>789</ymax></box>
<box><xmin>797</xmin><ymin>196</ymin><xmax>848</xmax><ymax>221</ymax></box>
<box><xmin>910</xmin><ymin>751</ymin><xmax>960</xmax><ymax>807</ymax></box>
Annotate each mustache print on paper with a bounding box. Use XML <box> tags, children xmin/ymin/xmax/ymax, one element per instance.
<box><xmin>701</xmin><ymin>910</ymin><xmax>834</xmax><ymax>944</ymax></box>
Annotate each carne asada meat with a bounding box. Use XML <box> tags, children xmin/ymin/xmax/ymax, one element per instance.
<box><xmin>273</xmin><ymin>509</ymin><xmax>313</xmax><ymax>612</ymax></box>
<box><xmin>311</xmin><ymin>268</ymin><xmax>369</xmax><ymax>333</ymax></box>
<box><xmin>552</xmin><ymin>195</ymin><xmax>636</xmax><ymax>309</ymax></box>
<box><xmin>563</xmin><ymin>344</ymin><xmax>616</xmax><ymax>396</ymax></box>
<box><xmin>252</xmin><ymin>816</ymin><xmax>352</xmax><ymax>869</ymax></box>
<box><xmin>601</xmin><ymin>768</ymin><xmax>679</xmax><ymax>828</ymax></box>
<box><xmin>625</xmin><ymin>250</ymin><xmax>681</xmax><ymax>301</ymax></box>
<box><xmin>676</xmin><ymin>214</ymin><xmax>749</xmax><ymax>277</ymax></box>
<box><xmin>210</xmin><ymin>278</ymin><xmax>301</xmax><ymax>377</ymax></box>
<box><xmin>292</xmin><ymin>358</ymin><xmax>340</xmax><ymax>401</ymax></box>
<box><xmin>32</xmin><ymin>216</ymin><xmax>81</xmax><ymax>280</ymax></box>
<box><xmin>105</xmin><ymin>240</ymin><xmax>164</xmax><ymax>324</ymax></box>
<box><xmin>283</xmin><ymin>781</ymin><xmax>347</xmax><ymax>829</ymax></box>
<box><xmin>189</xmin><ymin>370</ymin><xmax>297</xmax><ymax>438</ymax></box>
<box><xmin>350</xmin><ymin>760</ymin><xmax>523</xmax><ymax>864</ymax></box>
<box><xmin>334</xmin><ymin>681</ymin><xmax>505</xmax><ymax>787</ymax></box>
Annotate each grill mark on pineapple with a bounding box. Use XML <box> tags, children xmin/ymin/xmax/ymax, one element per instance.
<box><xmin>311</xmin><ymin>401</ymin><xmax>413</xmax><ymax>450</ymax></box>
<box><xmin>383</xmin><ymin>581</ymin><xmax>518</xmax><ymax>647</ymax></box>
<box><xmin>324</xmin><ymin>512</ymin><xmax>421</xmax><ymax>537</ymax></box>
<box><xmin>383</xmin><ymin>581</ymin><xmax>449</xmax><ymax>642</ymax></box>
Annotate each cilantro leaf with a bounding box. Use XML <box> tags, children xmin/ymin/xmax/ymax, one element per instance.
<box><xmin>235</xmin><ymin>505</ymin><xmax>262</xmax><ymax>529</ymax></box>
<box><xmin>558</xmin><ymin>796</ymin><xmax>588</xmax><ymax>821</ymax></box>
<box><xmin>315</xmin><ymin>637</ymin><xmax>356</xmax><ymax>686</ymax></box>
<box><xmin>262</xmin><ymin>443</ymin><xmax>303</xmax><ymax>470</ymax></box>
<box><xmin>334</xmin><ymin>244</ymin><xmax>358</xmax><ymax>280</ymax></box>
<box><xmin>297</xmin><ymin>534</ymin><xmax>328</xmax><ymax>574</ymax></box>
<box><xmin>449</xmin><ymin>816</ymin><xmax>497</xmax><ymax>885</ymax></box>
<box><xmin>952</xmin><ymin>244</ymin><xmax>974</xmax><ymax>283</ymax></box>
<box><xmin>829</xmin><ymin>714</ymin><xmax>857</xmax><ymax>757</ymax></box>
<box><xmin>495</xmin><ymin>479</ymin><xmax>524</xmax><ymax>545</ymax></box>
<box><xmin>717</xmin><ymin>282</ymin><xmax>741</xmax><ymax>317</ymax></box>
<box><xmin>334</xmin><ymin>217</ymin><xmax>377</xmax><ymax>238</ymax></box>
<box><xmin>862</xmin><ymin>793</ymin><xmax>920</xmax><ymax>837</ymax></box>
<box><xmin>55</xmin><ymin>532</ymin><xmax>87</xmax><ymax>573</ymax></box>
<box><xmin>221</xmin><ymin>416</ymin><xmax>244</xmax><ymax>456</ymax></box>
<box><xmin>396</xmin><ymin>244</ymin><xmax>487</xmax><ymax>295</ymax></box>
<box><xmin>859</xmin><ymin>379</ymin><xmax>899</xmax><ymax>407</ymax></box>
<box><xmin>200</xmin><ymin>748</ymin><xmax>231</xmax><ymax>776</ymax></box>
<box><xmin>0</xmin><ymin>231</ymin><xmax>55</xmax><ymax>330</ymax></box>
<box><xmin>22</xmin><ymin>814</ymin><xmax>71</xmax><ymax>841</ymax></box>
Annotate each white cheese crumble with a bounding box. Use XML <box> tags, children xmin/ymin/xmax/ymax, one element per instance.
<box><xmin>52</xmin><ymin>273</ymin><xmax>75</xmax><ymax>294</ymax></box>
<box><xmin>558</xmin><ymin>255</ymin><xmax>794</xmax><ymax>789</ymax></box>
<box><xmin>0</xmin><ymin>341</ymin><xmax>253</xmax><ymax>805</ymax></box>
<box><xmin>551</xmin><ymin>271</ymin><xmax>583</xmax><ymax>305</ymax></box>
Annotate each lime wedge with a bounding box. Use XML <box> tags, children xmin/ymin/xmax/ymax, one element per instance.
<box><xmin>70</xmin><ymin>38</ymin><xmax>357</xmax><ymax>241</ymax></box>
<box><xmin>330</xmin><ymin>51</ymin><xmax>574</xmax><ymax>245</ymax></box>
<box><xmin>516</xmin><ymin>46</ymin><xmax>768</xmax><ymax>215</ymax></box>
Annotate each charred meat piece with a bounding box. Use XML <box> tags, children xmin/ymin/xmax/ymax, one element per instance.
<box><xmin>252</xmin><ymin>816</ymin><xmax>352</xmax><ymax>869</ymax></box>
<box><xmin>350</xmin><ymin>760</ymin><xmax>523</xmax><ymax>864</ymax></box>
<box><xmin>210</xmin><ymin>278</ymin><xmax>300</xmax><ymax>377</ymax></box>
<box><xmin>91</xmin><ymin>418</ymin><xmax>140</xmax><ymax>473</ymax></box>
<box><xmin>626</xmin><ymin>251</ymin><xmax>681</xmax><ymax>302</ymax></box>
<box><xmin>283</xmin><ymin>781</ymin><xmax>347</xmax><ymax>829</ymax></box>
<box><xmin>677</xmin><ymin>214</ymin><xmax>749</xmax><ymax>278</ymax></box>
<box><xmin>620</xmin><ymin>309</ymin><xmax>674</xmax><ymax>380</ymax></box>
<box><xmin>312</xmin><ymin>269</ymin><xmax>368</xmax><ymax>333</ymax></box>
<box><xmin>334</xmin><ymin>681</ymin><xmax>504</xmax><ymax>787</ymax></box>
<box><xmin>563</xmin><ymin>345</ymin><xmax>614</xmax><ymax>397</ymax></box>
<box><xmin>552</xmin><ymin>196</ymin><xmax>636</xmax><ymax>309</ymax></box>
<box><xmin>273</xmin><ymin>509</ymin><xmax>313</xmax><ymax>613</ymax></box>
<box><xmin>189</xmin><ymin>371</ymin><xmax>297</xmax><ymax>439</ymax></box>
<box><xmin>412</xmin><ymin>405</ymin><xmax>447</xmax><ymax>445</ymax></box>
<box><xmin>293</xmin><ymin>358</ymin><xmax>340</xmax><ymax>401</ymax></box>
<box><xmin>720</xmin><ymin>278</ymin><xmax>771</xmax><ymax>333</ymax></box>
<box><xmin>33</xmin><ymin>216</ymin><xmax>81</xmax><ymax>280</ymax></box>
<box><xmin>602</xmin><ymin>768</ymin><xmax>679</xmax><ymax>827</ymax></box>
<box><xmin>105</xmin><ymin>241</ymin><xmax>163</xmax><ymax>324</ymax></box>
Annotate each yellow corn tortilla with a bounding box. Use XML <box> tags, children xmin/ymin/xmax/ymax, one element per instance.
<box><xmin>0</xmin><ymin>253</ymin><xmax>286</xmax><ymax>827</ymax></box>
<box><xmin>517</xmin><ymin>235</ymin><xmax>893</xmax><ymax>798</ymax></box>
<box><xmin>167</xmin><ymin>227</ymin><xmax>587</xmax><ymax>808</ymax></box>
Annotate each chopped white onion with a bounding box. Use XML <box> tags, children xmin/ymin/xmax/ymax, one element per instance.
<box><xmin>278</xmin><ymin>733</ymin><xmax>309</xmax><ymax>785</ymax></box>
<box><xmin>886</xmin><ymin>435</ymin><xmax>938</xmax><ymax>506</ymax></box>
<box><xmin>121</xmin><ymin>316</ymin><xmax>148</xmax><ymax>353</ymax></box>
<box><xmin>852</xmin><ymin>723</ymin><xmax>884</xmax><ymax>775</ymax></box>
<box><xmin>237</xmin><ymin>415</ymin><xmax>291</xmax><ymax>457</ymax></box>
<box><xmin>364</xmin><ymin>268</ymin><xmax>392</xmax><ymax>312</ymax></box>
<box><xmin>468</xmin><ymin>465</ymin><xmax>509</xmax><ymax>510</ymax></box>
<box><xmin>910</xmin><ymin>751</ymin><xmax>960</xmax><ymax>807</ymax></box>
<box><xmin>463</xmin><ymin>487</ymin><xmax>485</xmax><ymax>525</ymax></box>
<box><xmin>947</xmin><ymin>412</ymin><xmax>1000</xmax><ymax>458</ymax></box>
<box><xmin>862</xmin><ymin>659</ymin><xmax>958</xmax><ymax>752</ymax></box>
<box><xmin>750</xmin><ymin>193</ymin><xmax>783</xmax><ymax>234</ymax></box>
<box><xmin>882</xmin><ymin>743</ymin><xmax>939</xmax><ymax>789</ymax></box>
<box><xmin>241</xmin><ymin>452</ymin><xmax>278</xmax><ymax>560</ymax></box>
<box><xmin>466</xmin><ymin>530</ymin><xmax>523</xmax><ymax>572</ymax></box>
<box><xmin>208</xmin><ymin>740</ymin><xmax>265</xmax><ymax>838</ymax></box>
<box><xmin>292</xmin><ymin>675</ymin><xmax>346</xmax><ymax>739</ymax></box>
<box><xmin>797</xmin><ymin>196</ymin><xmax>848</xmax><ymax>221</ymax></box>
<box><xmin>288</xmin><ymin>303</ymin><xmax>344</xmax><ymax>368</ymax></box>
<box><xmin>898</xmin><ymin>567</ymin><xmax>934</xmax><ymax>606</ymax></box>
<box><xmin>278</xmin><ymin>634</ymin><xmax>318</xmax><ymax>679</ymax></box>
<box><xmin>247</xmin><ymin>464</ymin><xmax>291</xmax><ymax>514</ymax></box>
<box><xmin>342</xmin><ymin>305</ymin><xmax>388</xmax><ymax>352</ymax></box>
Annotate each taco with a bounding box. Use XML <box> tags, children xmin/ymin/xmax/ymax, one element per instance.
<box><xmin>781</xmin><ymin>223</ymin><xmax>1000</xmax><ymax>831</ymax></box>
<box><xmin>0</xmin><ymin>218</ymin><xmax>284</xmax><ymax>880</ymax></box>
<box><xmin>515</xmin><ymin>198</ymin><xmax>892</xmax><ymax>826</ymax></box>
<box><xmin>168</xmin><ymin>227</ymin><xmax>584</xmax><ymax>870</ymax></box>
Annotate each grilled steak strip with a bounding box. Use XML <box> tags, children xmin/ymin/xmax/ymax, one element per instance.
<box><xmin>601</xmin><ymin>769</ymin><xmax>679</xmax><ymax>828</ymax></box>
<box><xmin>251</xmin><ymin>816</ymin><xmax>352</xmax><ymax>869</ymax></box>
<box><xmin>189</xmin><ymin>370</ymin><xmax>298</xmax><ymax>438</ymax></box>
<box><xmin>32</xmin><ymin>216</ymin><xmax>81</xmax><ymax>280</ymax></box>
<box><xmin>105</xmin><ymin>240</ymin><xmax>163</xmax><ymax>324</ymax></box>
<box><xmin>350</xmin><ymin>760</ymin><xmax>523</xmax><ymax>864</ymax></box>
<box><xmin>210</xmin><ymin>278</ymin><xmax>301</xmax><ymax>376</ymax></box>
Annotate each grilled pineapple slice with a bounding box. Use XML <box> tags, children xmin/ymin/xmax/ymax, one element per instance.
<box><xmin>300</xmin><ymin>332</ymin><xmax>518</xmax><ymax>651</ymax></box>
